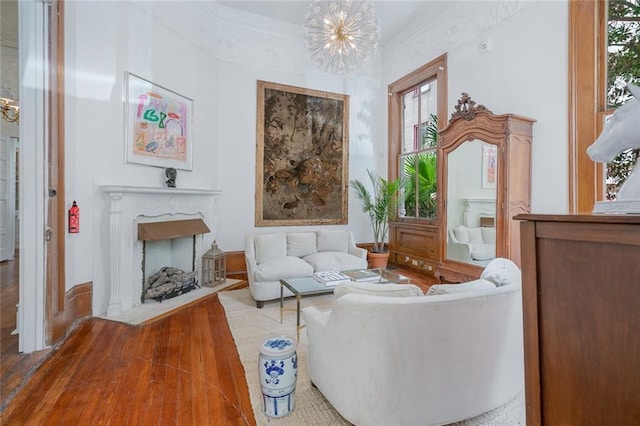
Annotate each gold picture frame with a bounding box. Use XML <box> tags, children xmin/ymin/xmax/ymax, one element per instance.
<box><xmin>255</xmin><ymin>80</ymin><xmax>349</xmax><ymax>226</ymax></box>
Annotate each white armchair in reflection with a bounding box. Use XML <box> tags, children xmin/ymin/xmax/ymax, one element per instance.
<box><xmin>447</xmin><ymin>225</ymin><xmax>496</xmax><ymax>266</ymax></box>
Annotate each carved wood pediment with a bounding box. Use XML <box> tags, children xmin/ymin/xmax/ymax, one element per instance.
<box><xmin>450</xmin><ymin>92</ymin><xmax>492</xmax><ymax>121</ymax></box>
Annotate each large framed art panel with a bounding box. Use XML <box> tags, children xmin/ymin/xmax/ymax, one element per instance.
<box><xmin>125</xmin><ymin>72</ymin><xmax>193</xmax><ymax>170</ymax></box>
<box><xmin>255</xmin><ymin>80</ymin><xmax>349</xmax><ymax>226</ymax></box>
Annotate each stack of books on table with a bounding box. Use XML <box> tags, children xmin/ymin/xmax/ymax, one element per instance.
<box><xmin>313</xmin><ymin>271</ymin><xmax>351</xmax><ymax>286</ymax></box>
<box><xmin>340</xmin><ymin>269</ymin><xmax>381</xmax><ymax>282</ymax></box>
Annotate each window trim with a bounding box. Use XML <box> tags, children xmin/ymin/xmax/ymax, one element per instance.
<box><xmin>569</xmin><ymin>0</ymin><xmax>608</xmax><ymax>213</ymax></box>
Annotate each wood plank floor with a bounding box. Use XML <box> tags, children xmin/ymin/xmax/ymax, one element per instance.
<box><xmin>1</xmin><ymin>293</ymin><xmax>256</xmax><ymax>425</ymax></box>
<box><xmin>1</xmin><ymin>264</ymin><xmax>436</xmax><ymax>424</ymax></box>
<box><xmin>0</xmin><ymin>254</ymin><xmax>51</xmax><ymax>411</ymax></box>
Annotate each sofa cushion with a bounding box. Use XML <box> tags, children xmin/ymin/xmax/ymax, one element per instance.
<box><xmin>467</xmin><ymin>227</ymin><xmax>483</xmax><ymax>244</ymax></box>
<box><xmin>254</xmin><ymin>232</ymin><xmax>287</xmax><ymax>264</ymax></box>
<box><xmin>480</xmin><ymin>257</ymin><xmax>521</xmax><ymax>287</ymax></box>
<box><xmin>254</xmin><ymin>256</ymin><xmax>314</xmax><ymax>281</ymax></box>
<box><xmin>303</xmin><ymin>251</ymin><xmax>367</xmax><ymax>272</ymax></box>
<box><xmin>471</xmin><ymin>244</ymin><xmax>495</xmax><ymax>261</ymax></box>
<box><xmin>452</xmin><ymin>225</ymin><xmax>469</xmax><ymax>243</ymax></box>
<box><xmin>334</xmin><ymin>282</ymin><xmax>423</xmax><ymax>298</ymax></box>
<box><xmin>426</xmin><ymin>278</ymin><xmax>496</xmax><ymax>296</ymax></box>
<box><xmin>287</xmin><ymin>232</ymin><xmax>318</xmax><ymax>257</ymax></box>
<box><xmin>316</xmin><ymin>230</ymin><xmax>349</xmax><ymax>253</ymax></box>
<box><xmin>481</xmin><ymin>227</ymin><xmax>496</xmax><ymax>243</ymax></box>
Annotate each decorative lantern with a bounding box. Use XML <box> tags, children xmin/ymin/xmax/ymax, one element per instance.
<box><xmin>201</xmin><ymin>241</ymin><xmax>226</xmax><ymax>287</ymax></box>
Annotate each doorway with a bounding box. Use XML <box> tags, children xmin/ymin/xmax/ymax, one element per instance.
<box><xmin>1</xmin><ymin>0</ymin><xmax>66</xmax><ymax>355</ymax></box>
<box><xmin>0</xmin><ymin>0</ymin><xmax>21</xmax><ymax>360</ymax></box>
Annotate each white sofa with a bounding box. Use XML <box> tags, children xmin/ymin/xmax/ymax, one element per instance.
<box><xmin>448</xmin><ymin>225</ymin><xmax>496</xmax><ymax>265</ymax></box>
<box><xmin>303</xmin><ymin>258</ymin><xmax>524</xmax><ymax>426</ymax></box>
<box><xmin>244</xmin><ymin>230</ymin><xmax>367</xmax><ymax>307</ymax></box>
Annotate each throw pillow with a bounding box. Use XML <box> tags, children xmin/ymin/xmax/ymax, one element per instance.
<box><xmin>467</xmin><ymin>227</ymin><xmax>484</xmax><ymax>244</ymax></box>
<box><xmin>481</xmin><ymin>226</ymin><xmax>496</xmax><ymax>243</ymax></box>
<box><xmin>334</xmin><ymin>282</ymin><xmax>423</xmax><ymax>298</ymax></box>
<box><xmin>480</xmin><ymin>257</ymin><xmax>522</xmax><ymax>287</ymax></box>
<box><xmin>426</xmin><ymin>278</ymin><xmax>496</xmax><ymax>296</ymax></box>
<box><xmin>471</xmin><ymin>244</ymin><xmax>495</xmax><ymax>261</ymax></box>
<box><xmin>452</xmin><ymin>226</ymin><xmax>469</xmax><ymax>243</ymax></box>
<box><xmin>317</xmin><ymin>230</ymin><xmax>349</xmax><ymax>253</ymax></box>
<box><xmin>254</xmin><ymin>232</ymin><xmax>287</xmax><ymax>264</ymax></box>
<box><xmin>287</xmin><ymin>232</ymin><xmax>318</xmax><ymax>257</ymax></box>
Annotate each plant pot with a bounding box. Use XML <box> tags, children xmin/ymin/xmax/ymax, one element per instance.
<box><xmin>368</xmin><ymin>251</ymin><xmax>390</xmax><ymax>269</ymax></box>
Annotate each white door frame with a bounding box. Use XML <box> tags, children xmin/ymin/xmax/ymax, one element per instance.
<box><xmin>18</xmin><ymin>0</ymin><xmax>47</xmax><ymax>353</ymax></box>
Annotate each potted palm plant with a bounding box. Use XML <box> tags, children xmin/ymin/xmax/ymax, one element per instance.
<box><xmin>350</xmin><ymin>170</ymin><xmax>403</xmax><ymax>269</ymax></box>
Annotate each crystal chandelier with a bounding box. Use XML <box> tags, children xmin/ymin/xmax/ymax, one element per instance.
<box><xmin>304</xmin><ymin>0</ymin><xmax>380</xmax><ymax>75</ymax></box>
<box><xmin>0</xmin><ymin>89</ymin><xmax>20</xmax><ymax>123</ymax></box>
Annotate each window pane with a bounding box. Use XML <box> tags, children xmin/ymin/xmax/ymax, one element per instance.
<box><xmin>402</xmin><ymin>91</ymin><xmax>419</xmax><ymax>153</ymax></box>
<box><xmin>400</xmin><ymin>79</ymin><xmax>439</xmax><ymax>219</ymax></box>
<box><xmin>420</xmin><ymin>81</ymin><xmax>438</xmax><ymax>149</ymax></box>
<box><xmin>605</xmin><ymin>0</ymin><xmax>640</xmax><ymax>200</ymax></box>
<box><xmin>400</xmin><ymin>151</ymin><xmax>437</xmax><ymax>219</ymax></box>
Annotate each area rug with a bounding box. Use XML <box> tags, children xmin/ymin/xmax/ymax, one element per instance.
<box><xmin>100</xmin><ymin>279</ymin><xmax>243</xmax><ymax>326</ymax></box>
<box><xmin>218</xmin><ymin>288</ymin><xmax>525</xmax><ymax>426</ymax></box>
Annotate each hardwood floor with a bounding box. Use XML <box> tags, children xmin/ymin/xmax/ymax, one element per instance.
<box><xmin>0</xmin><ymin>254</ymin><xmax>51</xmax><ymax>411</ymax></box>
<box><xmin>0</xmin><ymin>264</ymin><xmax>436</xmax><ymax>424</ymax></box>
<box><xmin>1</xmin><ymin>293</ymin><xmax>256</xmax><ymax>425</ymax></box>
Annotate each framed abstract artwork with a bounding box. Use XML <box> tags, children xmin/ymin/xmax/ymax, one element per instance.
<box><xmin>125</xmin><ymin>72</ymin><xmax>193</xmax><ymax>170</ymax></box>
<box><xmin>481</xmin><ymin>142</ymin><xmax>497</xmax><ymax>189</ymax></box>
<box><xmin>255</xmin><ymin>80</ymin><xmax>349</xmax><ymax>226</ymax></box>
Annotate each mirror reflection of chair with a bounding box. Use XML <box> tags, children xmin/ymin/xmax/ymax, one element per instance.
<box><xmin>447</xmin><ymin>225</ymin><xmax>495</xmax><ymax>266</ymax></box>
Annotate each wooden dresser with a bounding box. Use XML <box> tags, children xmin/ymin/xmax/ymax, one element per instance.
<box><xmin>515</xmin><ymin>214</ymin><xmax>640</xmax><ymax>426</ymax></box>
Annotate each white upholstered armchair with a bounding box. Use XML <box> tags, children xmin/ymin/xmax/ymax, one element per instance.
<box><xmin>447</xmin><ymin>225</ymin><xmax>496</xmax><ymax>266</ymax></box>
<box><xmin>302</xmin><ymin>258</ymin><xmax>524</xmax><ymax>425</ymax></box>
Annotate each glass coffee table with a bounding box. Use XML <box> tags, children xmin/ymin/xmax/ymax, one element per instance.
<box><xmin>280</xmin><ymin>277</ymin><xmax>335</xmax><ymax>340</ymax></box>
<box><xmin>280</xmin><ymin>269</ymin><xmax>411</xmax><ymax>339</ymax></box>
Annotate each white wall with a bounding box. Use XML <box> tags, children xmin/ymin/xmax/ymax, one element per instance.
<box><xmin>64</xmin><ymin>1</ymin><xmax>378</xmax><ymax>315</ymax></box>
<box><xmin>209</xmin><ymin>5</ymin><xmax>384</xmax><ymax>252</ymax></box>
<box><xmin>60</xmin><ymin>0</ymin><xmax>569</xmax><ymax>316</ymax></box>
<box><xmin>382</xmin><ymin>1</ymin><xmax>569</xmax><ymax>214</ymax></box>
<box><xmin>65</xmin><ymin>1</ymin><xmax>222</xmax><ymax>314</ymax></box>
<box><xmin>215</xmin><ymin>57</ymin><xmax>383</xmax><ymax>252</ymax></box>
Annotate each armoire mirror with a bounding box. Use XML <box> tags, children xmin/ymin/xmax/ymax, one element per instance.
<box><xmin>435</xmin><ymin>93</ymin><xmax>535</xmax><ymax>283</ymax></box>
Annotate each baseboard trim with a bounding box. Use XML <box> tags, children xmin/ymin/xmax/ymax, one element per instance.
<box><xmin>66</xmin><ymin>282</ymin><xmax>92</xmax><ymax>324</ymax></box>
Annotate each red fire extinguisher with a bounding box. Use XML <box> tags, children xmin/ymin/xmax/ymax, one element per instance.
<box><xmin>69</xmin><ymin>201</ymin><xmax>80</xmax><ymax>233</ymax></box>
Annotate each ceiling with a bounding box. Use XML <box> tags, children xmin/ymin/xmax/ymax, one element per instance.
<box><xmin>216</xmin><ymin>1</ymin><xmax>445</xmax><ymax>45</ymax></box>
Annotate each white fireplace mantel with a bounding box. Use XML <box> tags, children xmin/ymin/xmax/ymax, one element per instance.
<box><xmin>100</xmin><ymin>185</ymin><xmax>222</xmax><ymax>317</ymax></box>
<box><xmin>463</xmin><ymin>198</ymin><xmax>496</xmax><ymax>228</ymax></box>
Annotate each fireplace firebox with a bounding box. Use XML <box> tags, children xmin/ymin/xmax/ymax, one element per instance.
<box><xmin>138</xmin><ymin>218</ymin><xmax>209</xmax><ymax>303</ymax></box>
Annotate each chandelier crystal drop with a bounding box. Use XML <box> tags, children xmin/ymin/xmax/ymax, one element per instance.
<box><xmin>304</xmin><ymin>0</ymin><xmax>380</xmax><ymax>75</ymax></box>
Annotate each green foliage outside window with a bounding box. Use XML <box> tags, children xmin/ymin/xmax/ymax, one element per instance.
<box><xmin>402</xmin><ymin>114</ymin><xmax>438</xmax><ymax>219</ymax></box>
<box><xmin>606</xmin><ymin>0</ymin><xmax>640</xmax><ymax>200</ymax></box>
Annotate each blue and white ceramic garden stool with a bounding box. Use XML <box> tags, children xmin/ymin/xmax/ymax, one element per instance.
<box><xmin>258</xmin><ymin>335</ymin><xmax>298</xmax><ymax>417</ymax></box>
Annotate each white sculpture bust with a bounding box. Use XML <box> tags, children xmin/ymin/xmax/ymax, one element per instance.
<box><xmin>587</xmin><ymin>83</ymin><xmax>640</xmax><ymax>213</ymax></box>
